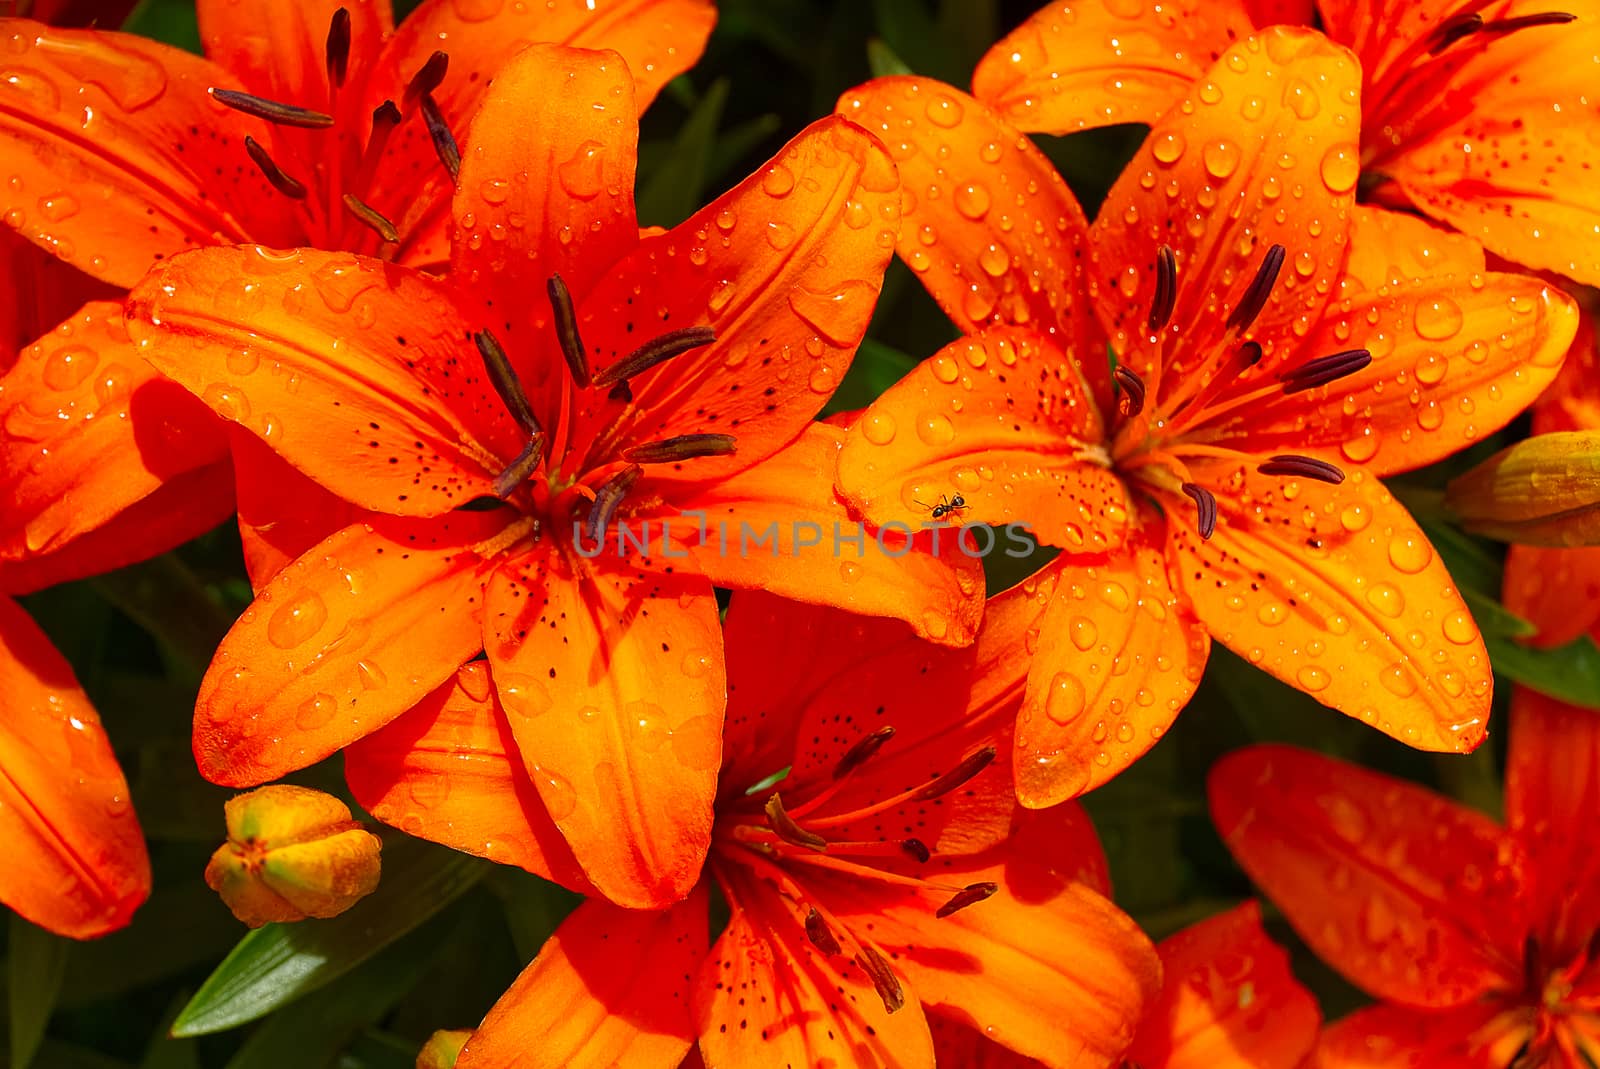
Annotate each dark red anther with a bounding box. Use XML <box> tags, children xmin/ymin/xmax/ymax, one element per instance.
<box><xmin>404</xmin><ymin>51</ymin><xmax>449</xmax><ymax>109</ymax></box>
<box><xmin>243</xmin><ymin>136</ymin><xmax>306</xmax><ymax>199</ymax></box>
<box><xmin>341</xmin><ymin>192</ymin><xmax>399</xmax><ymax>243</ymax></box>
<box><xmin>1181</xmin><ymin>482</ymin><xmax>1217</xmax><ymax>540</ymax></box>
<box><xmin>419</xmin><ymin>93</ymin><xmax>461</xmax><ymax>182</ymax></box>
<box><xmin>805</xmin><ymin>909</ymin><xmax>842</xmax><ymax>956</ymax></box>
<box><xmin>325</xmin><ymin>7</ymin><xmax>352</xmax><ymax>88</ymax></box>
<box><xmin>1148</xmin><ymin>245</ymin><xmax>1178</xmax><ymax>332</ymax></box>
<box><xmin>474</xmin><ymin>329</ymin><xmax>542</xmax><ymax>440</ymax></box>
<box><xmin>1278</xmin><ymin>348</ymin><xmax>1372</xmax><ymax>394</ymax></box>
<box><xmin>546</xmin><ymin>275</ymin><xmax>592</xmax><ymax>388</ymax></box>
<box><xmin>1236</xmin><ymin>340</ymin><xmax>1263</xmax><ymax>368</ymax></box>
<box><xmin>595</xmin><ymin>326</ymin><xmax>717</xmax><ymax>387</ymax></box>
<box><xmin>855</xmin><ymin>947</ymin><xmax>906</xmax><ymax>1014</ymax></box>
<box><xmin>624</xmin><ymin>434</ymin><xmax>738</xmax><ymax>464</ymax></box>
<box><xmin>832</xmin><ymin>726</ymin><xmax>895</xmax><ymax>780</ymax></box>
<box><xmin>493</xmin><ymin>434</ymin><xmax>545</xmax><ymax>499</ymax></box>
<box><xmin>211</xmin><ymin>87</ymin><xmax>334</xmax><ymax>128</ymax></box>
<box><xmin>1256</xmin><ymin>454</ymin><xmax>1345</xmax><ymax>484</ymax></box>
<box><xmin>909</xmin><ymin>746</ymin><xmax>996</xmax><ymax>801</ymax></box>
<box><xmin>1226</xmin><ymin>243</ymin><xmax>1285</xmax><ymax>333</ymax></box>
<box><xmin>1429</xmin><ymin>11</ymin><xmax>1484</xmax><ymax>52</ymax></box>
<box><xmin>900</xmin><ymin>838</ymin><xmax>930</xmax><ymax>863</ymax></box>
<box><xmin>1113</xmin><ymin>364</ymin><xmax>1146</xmax><ymax>418</ymax></box>
<box><xmin>935</xmin><ymin>881</ymin><xmax>998</xmax><ymax>919</ymax></box>
<box><xmin>583</xmin><ymin>464</ymin><xmax>643</xmax><ymax>548</ymax></box>
<box><xmin>1485</xmin><ymin>12</ymin><xmax>1577</xmax><ymax>35</ymax></box>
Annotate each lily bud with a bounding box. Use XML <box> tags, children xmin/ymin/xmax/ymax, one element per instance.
<box><xmin>205</xmin><ymin>785</ymin><xmax>381</xmax><ymax>928</ymax></box>
<box><xmin>416</xmin><ymin>1029</ymin><xmax>471</xmax><ymax>1069</ymax></box>
<box><xmin>1445</xmin><ymin>430</ymin><xmax>1600</xmax><ymax>546</ymax></box>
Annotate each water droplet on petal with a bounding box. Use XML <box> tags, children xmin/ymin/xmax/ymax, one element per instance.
<box><xmin>556</xmin><ymin>140</ymin><xmax>606</xmax><ymax>201</ymax></box>
<box><xmin>267</xmin><ymin>590</ymin><xmax>328</xmax><ymax>649</ymax></box>
<box><xmin>1044</xmin><ymin>672</ymin><xmax>1087</xmax><ymax>726</ymax></box>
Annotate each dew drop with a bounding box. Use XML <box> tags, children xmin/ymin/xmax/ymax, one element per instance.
<box><xmin>266</xmin><ymin>589</ymin><xmax>328</xmax><ymax>649</ymax></box>
<box><xmin>1379</xmin><ymin>663</ymin><xmax>1417</xmax><ymax>698</ymax></box>
<box><xmin>954</xmin><ymin>182</ymin><xmax>990</xmax><ymax>220</ymax></box>
<box><xmin>536</xmin><ymin>767</ymin><xmax>577</xmax><ymax>820</ymax></box>
<box><xmin>1069</xmin><ymin>616</ymin><xmax>1098</xmax><ymax>651</ymax></box>
<box><xmin>1296</xmin><ymin>664</ymin><xmax>1331</xmax><ymax>692</ymax></box>
<box><xmin>1152</xmin><ymin>131</ymin><xmax>1186</xmax><ymax>165</ymax></box>
<box><xmin>497</xmin><ymin>672</ymin><xmax>553</xmax><ymax>718</ymax></box>
<box><xmin>1044</xmin><ymin>672</ymin><xmax>1087</xmax><ymax>726</ymax></box>
<box><xmin>1202</xmin><ymin>139</ymin><xmax>1240</xmax><ymax>179</ymax></box>
<box><xmin>556</xmin><ymin>140</ymin><xmax>606</xmax><ymax>201</ymax></box>
<box><xmin>41</xmin><ymin>345</ymin><xmax>96</xmax><ymax>390</ymax></box>
<box><xmin>1413</xmin><ymin>297</ymin><xmax>1464</xmax><ymax>341</ymax></box>
<box><xmin>762</xmin><ymin>163</ymin><xmax>795</xmax><ymax>198</ymax></box>
<box><xmin>925</xmin><ymin>94</ymin><xmax>963</xmax><ymax>127</ymax></box>
<box><xmin>1364</xmin><ymin>582</ymin><xmax>1405</xmax><ymax>618</ymax></box>
<box><xmin>1442</xmin><ymin>611</ymin><xmax>1477</xmax><ymax>645</ymax></box>
<box><xmin>1318</xmin><ymin>144</ymin><xmax>1360</xmax><ymax>194</ymax></box>
<box><xmin>294</xmin><ymin>692</ymin><xmax>338</xmax><ymax>730</ymax></box>
<box><xmin>862</xmin><ymin>410</ymin><xmax>897</xmax><ymax>445</ymax></box>
<box><xmin>1387</xmin><ymin>536</ymin><xmax>1432</xmax><ymax>574</ymax></box>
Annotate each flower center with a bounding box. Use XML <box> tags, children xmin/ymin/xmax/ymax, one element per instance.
<box><xmin>209</xmin><ymin>7</ymin><xmax>460</xmax><ymax>256</ymax></box>
<box><xmin>469</xmin><ymin>274</ymin><xmax>723</xmax><ymax>551</ymax></box>
<box><xmin>1360</xmin><ymin>5</ymin><xmax>1576</xmax><ymax>175</ymax></box>
<box><xmin>708</xmin><ymin>727</ymin><xmax>1002</xmax><ymax>1014</ymax></box>
<box><xmin>1105</xmin><ymin>243</ymin><xmax>1367</xmax><ymax>540</ymax></box>
<box><xmin>1494</xmin><ymin>932</ymin><xmax>1600</xmax><ymax>1068</ymax></box>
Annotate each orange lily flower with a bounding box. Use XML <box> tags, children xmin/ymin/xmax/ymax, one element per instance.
<box><xmin>0</xmin><ymin>0</ymin><xmax>714</xmax><ymax>580</ymax></box>
<box><xmin>835</xmin><ymin>28</ymin><xmax>1576</xmax><ymax>809</ymax></box>
<box><xmin>974</xmin><ymin>0</ymin><xmax>1600</xmax><ymax>285</ymax></box>
<box><xmin>1211</xmin><ymin>686</ymin><xmax>1600</xmax><ymax>1068</ymax></box>
<box><xmin>345</xmin><ymin>587</ymin><xmax>1160</xmax><ymax>1069</ymax></box>
<box><xmin>0</xmin><ymin>594</ymin><xmax>149</xmax><ymax>937</ymax></box>
<box><xmin>125</xmin><ymin>44</ymin><xmax>980</xmax><ymax>909</ymax></box>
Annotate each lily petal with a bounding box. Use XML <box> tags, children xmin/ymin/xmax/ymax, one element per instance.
<box><xmin>836</xmin><ymin>329</ymin><xmax>1127</xmax><ymax>554</ymax></box>
<box><xmin>1501</xmin><ymin>543</ymin><xmax>1600</xmax><ymax>648</ymax></box>
<box><xmin>232</xmin><ymin>430</ymin><xmax>370</xmax><ymax>589</ymax></box>
<box><xmin>972</xmin><ymin>0</ymin><xmax>1251</xmax><ymax>134</ymax></box>
<box><xmin>0</xmin><ymin>596</ymin><xmax>149</xmax><ymax>938</ymax></box>
<box><xmin>196</xmin><ymin>0</ymin><xmax>391</xmax><ymax>105</ymax></box>
<box><xmin>384</xmin><ymin>0</ymin><xmax>715</xmax><ymax>119</ymax></box>
<box><xmin>459</xmin><ymin>890</ymin><xmax>706</xmax><ymax>1069</ymax></box>
<box><xmin>0</xmin><ymin>300</ymin><xmax>227</xmax><ymax>559</ymax></box>
<box><xmin>569</xmin><ymin>114</ymin><xmax>899</xmax><ymax>475</ymax></box>
<box><xmin>695</xmin><ymin>871</ymin><xmax>935</xmax><ymax>1069</ymax></box>
<box><xmin>835</xmin><ymin>78</ymin><xmax>1107</xmax><ymax>414</ymax></box>
<box><xmin>1306</xmin><ymin>1002</ymin><xmax>1503</xmax><ymax>1069</ymax></box>
<box><xmin>128</xmin><ymin>245</ymin><xmax>518</xmax><ymax>514</ymax></box>
<box><xmin>1168</xmin><ymin>462</ymin><xmax>1490</xmax><ymax>753</ymax></box>
<box><xmin>1505</xmin><ymin>686</ymin><xmax>1600</xmax><ymax>964</ymax></box>
<box><xmin>1015</xmin><ymin>516</ymin><xmax>1209</xmax><ymax>808</ymax></box>
<box><xmin>1090</xmin><ymin>28</ymin><xmax>1362</xmax><ymax>389</ymax></box>
<box><xmin>665</xmin><ymin>423</ymin><xmax>984</xmax><ymax>647</ymax></box>
<box><xmin>195</xmin><ymin>512</ymin><xmax>505</xmax><ymax>785</ymax></box>
<box><xmin>0</xmin><ymin>20</ymin><xmax>294</xmax><ymax>286</ymax></box>
<box><xmin>810</xmin><ymin>820</ymin><xmax>1160</xmax><ymax>1068</ymax></box>
<box><xmin>1209</xmin><ymin>744</ymin><xmax>1524</xmax><ymax>1007</ymax></box>
<box><xmin>484</xmin><ymin>542</ymin><xmax>721</xmax><ymax>909</ymax></box>
<box><xmin>1</xmin><ymin>228</ymin><xmax>117</xmax><ymax>370</ymax></box>
<box><xmin>344</xmin><ymin>662</ymin><xmax>593</xmax><ymax>893</ymax></box>
<box><xmin>1126</xmin><ymin>901</ymin><xmax>1320</xmax><ymax>1069</ymax></box>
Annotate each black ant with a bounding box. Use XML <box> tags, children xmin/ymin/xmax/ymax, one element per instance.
<box><xmin>915</xmin><ymin>493</ymin><xmax>967</xmax><ymax>521</ymax></box>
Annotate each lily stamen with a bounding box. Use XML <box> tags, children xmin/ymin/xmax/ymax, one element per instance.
<box><xmin>804</xmin><ymin>744</ymin><xmax>998</xmax><ymax>830</ymax></box>
<box><xmin>243</xmin><ymin>137</ymin><xmax>307</xmax><ymax>200</ymax></box>
<box><xmin>1225</xmin><ymin>242</ymin><xmax>1286</xmax><ymax>333</ymax></box>
<box><xmin>325</xmin><ymin>7</ymin><xmax>352</xmax><ymax>89</ymax></box>
<box><xmin>403</xmin><ymin>51</ymin><xmax>449</xmax><ymax>111</ymax></box>
<box><xmin>856</xmin><ymin>946</ymin><xmax>907</xmax><ymax>1013</ymax></box>
<box><xmin>805</xmin><ymin>908</ymin><xmax>842</xmax><ymax>955</ymax></box>
<box><xmin>624</xmin><ymin>434</ymin><xmax>738</xmax><ymax>464</ymax></box>
<box><xmin>1147</xmin><ymin>244</ymin><xmax>1178</xmax><ymax>332</ymax></box>
<box><xmin>1256</xmin><ymin>454</ymin><xmax>1346</xmax><ymax>483</ymax></box>
<box><xmin>763</xmin><ymin>793</ymin><xmax>827</xmax><ymax>852</ymax></box>
<box><xmin>1181</xmin><ymin>482</ymin><xmax>1218</xmax><ymax>540</ymax></box>
<box><xmin>1278</xmin><ymin>348</ymin><xmax>1373</xmax><ymax>394</ymax></box>
<box><xmin>936</xmin><ymin>881</ymin><xmax>999</xmax><ymax>918</ymax></box>
<box><xmin>1114</xmin><ymin>365</ymin><xmax>1146</xmax><ymax>418</ymax></box>
<box><xmin>582</xmin><ymin>463</ymin><xmax>643</xmax><ymax>545</ymax></box>
<box><xmin>492</xmin><ymin>435</ymin><xmax>545</xmax><ymax>499</ymax></box>
<box><xmin>419</xmin><ymin>95</ymin><xmax>461</xmax><ymax>182</ymax></box>
<box><xmin>833</xmin><ymin>726</ymin><xmax>896</xmax><ymax>780</ymax></box>
<box><xmin>209</xmin><ymin>87</ymin><xmax>334</xmax><ymax>128</ymax></box>
<box><xmin>546</xmin><ymin>275</ymin><xmax>593</xmax><ymax>388</ymax></box>
<box><xmin>474</xmin><ymin>329</ymin><xmax>542</xmax><ymax>439</ymax></box>
<box><xmin>594</xmin><ymin>326</ymin><xmax>718</xmax><ymax>388</ymax></box>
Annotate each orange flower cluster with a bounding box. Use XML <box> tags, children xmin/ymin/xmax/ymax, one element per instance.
<box><xmin>0</xmin><ymin>0</ymin><xmax>1596</xmax><ymax>1065</ymax></box>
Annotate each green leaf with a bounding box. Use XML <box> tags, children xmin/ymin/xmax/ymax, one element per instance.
<box><xmin>705</xmin><ymin>114</ymin><xmax>784</xmax><ymax>189</ymax></box>
<box><xmin>866</xmin><ymin>37</ymin><xmax>914</xmax><ymax>77</ymax></box>
<box><xmin>822</xmin><ymin>337</ymin><xmax>916</xmax><ymax>417</ymax></box>
<box><xmin>136</xmin><ymin>994</ymin><xmax>201</xmax><ymax>1069</ymax></box>
<box><xmin>484</xmin><ymin>868</ymin><xmax>580</xmax><ymax>963</ymax></box>
<box><xmin>172</xmin><ymin>839</ymin><xmax>486</xmax><ymax>1036</ymax></box>
<box><xmin>1462</xmin><ymin>586</ymin><xmax>1536</xmax><ymax>641</ymax></box>
<box><xmin>1487</xmin><ymin>634</ymin><xmax>1600</xmax><ymax>709</ymax></box>
<box><xmin>8</xmin><ymin>915</ymin><xmax>70</xmax><ymax>1069</ymax></box>
<box><xmin>636</xmin><ymin>79</ymin><xmax>731</xmax><ymax>229</ymax></box>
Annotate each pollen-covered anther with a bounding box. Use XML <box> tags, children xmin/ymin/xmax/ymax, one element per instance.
<box><xmin>935</xmin><ymin>881</ymin><xmax>999</xmax><ymax>919</ymax></box>
<box><xmin>900</xmin><ymin>837</ymin><xmax>931</xmax><ymax>863</ymax></box>
<box><xmin>325</xmin><ymin>7</ymin><xmax>352</xmax><ymax>88</ymax></box>
<box><xmin>594</xmin><ymin>326</ymin><xmax>718</xmax><ymax>388</ymax></box>
<box><xmin>804</xmin><ymin>908</ymin><xmax>843</xmax><ymax>955</ymax></box>
<box><xmin>624</xmin><ymin>434</ymin><xmax>738</xmax><ymax>464</ymax></box>
<box><xmin>493</xmin><ymin>434</ymin><xmax>546</xmax><ymax>499</ymax></box>
<box><xmin>909</xmin><ymin>745</ymin><xmax>997</xmax><ymax>801</ymax></box>
<box><xmin>1226</xmin><ymin>243</ymin><xmax>1286</xmax><ymax>334</ymax></box>
<box><xmin>833</xmin><ymin>726</ymin><xmax>896</xmax><ymax>780</ymax></box>
<box><xmin>210</xmin><ymin>87</ymin><xmax>335</xmax><ymax>128</ymax></box>
<box><xmin>1182</xmin><ymin>482</ymin><xmax>1218</xmax><ymax>540</ymax></box>
<box><xmin>243</xmin><ymin>136</ymin><xmax>307</xmax><ymax>199</ymax></box>
<box><xmin>1278</xmin><ymin>348</ymin><xmax>1372</xmax><ymax>394</ymax></box>
<box><xmin>342</xmin><ymin>192</ymin><xmax>399</xmax><ymax>243</ymax></box>
<box><xmin>1256</xmin><ymin>454</ymin><xmax>1346</xmax><ymax>484</ymax></box>
<box><xmin>474</xmin><ymin>329</ymin><xmax>542</xmax><ymax>439</ymax></box>
<box><xmin>1148</xmin><ymin>244</ymin><xmax>1178</xmax><ymax>332</ymax></box>
<box><xmin>1113</xmin><ymin>365</ymin><xmax>1146</xmax><ymax>418</ymax></box>
<box><xmin>404</xmin><ymin>50</ymin><xmax>449</xmax><ymax>110</ymax></box>
<box><xmin>764</xmin><ymin>793</ymin><xmax>828</xmax><ymax>852</ymax></box>
<box><xmin>546</xmin><ymin>275</ymin><xmax>593</xmax><ymax>388</ymax></box>
<box><xmin>583</xmin><ymin>464</ymin><xmax>643</xmax><ymax>545</ymax></box>
<box><xmin>419</xmin><ymin>93</ymin><xmax>461</xmax><ymax>182</ymax></box>
<box><xmin>855</xmin><ymin>946</ymin><xmax>906</xmax><ymax>1014</ymax></box>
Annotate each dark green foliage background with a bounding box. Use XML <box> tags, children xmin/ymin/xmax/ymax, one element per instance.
<box><xmin>4</xmin><ymin>1</ymin><xmax>1590</xmax><ymax>1065</ymax></box>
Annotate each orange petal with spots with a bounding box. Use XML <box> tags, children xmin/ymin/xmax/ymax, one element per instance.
<box><xmin>1210</xmin><ymin>744</ymin><xmax>1524</xmax><ymax>1007</ymax></box>
<box><xmin>1168</xmin><ymin>462</ymin><xmax>1490</xmax><ymax>752</ymax></box>
<box><xmin>0</xmin><ymin>595</ymin><xmax>149</xmax><ymax>938</ymax></box>
<box><xmin>196</xmin><ymin>0</ymin><xmax>391</xmax><ymax>105</ymax></box>
<box><xmin>449</xmin><ymin>43</ymin><xmax>639</xmax><ymax>419</ymax></box>
<box><xmin>0</xmin><ymin>459</ymin><xmax>234</xmax><ymax>595</ymax></box>
<box><xmin>1126</xmin><ymin>901</ymin><xmax>1319</xmax><ymax>1069</ymax></box>
<box><xmin>972</xmin><ymin>0</ymin><xmax>1251</xmax><ymax>135</ymax></box>
<box><xmin>1014</xmin><ymin>517</ymin><xmax>1209</xmax><ymax>808</ymax></box>
<box><xmin>128</xmin><ymin>246</ymin><xmax>520</xmax><ymax>514</ymax></box>
<box><xmin>695</xmin><ymin>869</ymin><xmax>935</xmax><ymax>1069</ymax></box>
<box><xmin>458</xmin><ymin>890</ymin><xmax>705</xmax><ymax>1069</ymax></box>
<box><xmin>0</xmin><ymin>300</ymin><xmax>228</xmax><ymax>559</ymax></box>
<box><xmin>1365</xmin><ymin>0</ymin><xmax>1600</xmax><ymax>286</ymax></box>
<box><xmin>195</xmin><ymin>512</ymin><xmax>505</xmax><ymax>786</ymax></box>
<box><xmin>566</xmin><ymin>115</ymin><xmax>899</xmax><ymax>477</ymax></box>
<box><xmin>383</xmin><ymin>0</ymin><xmax>714</xmax><ymax>120</ymax></box>
<box><xmin>1306</xmin><ymin>1001</ymin><xmax>1502</xmax><ymax>1068</ymax></box>
<box><xmin>835</xmin><ymin>78</ymin><xmax>1108</xmax><ymax>413</ymax></box>
<box><xmin>809</xmin><ymin>818</ymin><xmax>1159</xmax><ymax>1068</ymax></box>
<box><xmin>660</xmin><ymin>423</ymin><xmax>983</xmax><ymax>647</ymax></box>
<box><xmin>345</xmin><ymin>663</ymin><xmax>593</xmax><ymax>894</ymax></box>
<box><xmin>837</xmin><ymin>330</ymin><xmax>1128</xmax><ymax>555</ymax></box>
<box><xmin>1089</xmin><ymin>28</ymin><xmax>1362</xmax><ymax>391</ymax></box>
<box><xmin>1505</xmin><ymin>687</ymin><xmax>1600</xmax><ymax>964</ymax></box>
<box><xmin>1502</xmin><ymin>543</ymin><xmax>1600</xmax><ymax>648</ymax></box>
<box><xmin>1339</xmin><ymin>206</ymin><xmax>1486</xmax><ymax>293</ymax></box>
<box><xmin>1220</xmin><ymin>272</ymin><xmax>1575</xmax><ymax>476</ymax></box>
<box><xmin>232</xmin><ymin>430</ymin><xmax>370</xmax><ymax>590</ymax></box>
<box><xmin>0</xmin><ymin>20</ymin><xmax>296</xmax><ymax>287</ymax></box>
<box><xmin>483</xmin><ymin>543</ymin><xmax>721</xmax><ymax>909</ymax></box>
